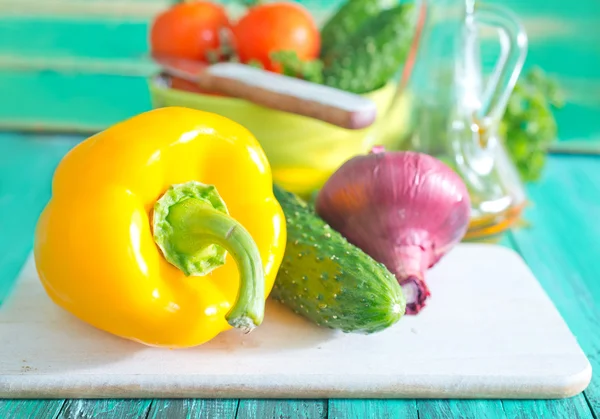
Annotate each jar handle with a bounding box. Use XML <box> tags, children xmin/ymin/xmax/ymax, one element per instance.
<box><xmin>473</xmin><ymin>4</ymin><xmax>528</xmax><ymax>124</ymax></box>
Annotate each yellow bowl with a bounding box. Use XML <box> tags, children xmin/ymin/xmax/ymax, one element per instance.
<box><xmin>148</xmin><ymin>75</ymin><xmax>411</xmax><ymax>197</ymax></box>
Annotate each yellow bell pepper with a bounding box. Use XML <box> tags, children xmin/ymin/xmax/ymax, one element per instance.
<box><xmin>33</xmin><ymin>107</ymin><xmax>287</xmax><ymax>348</ymax></box>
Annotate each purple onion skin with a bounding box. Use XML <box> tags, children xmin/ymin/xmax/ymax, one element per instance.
<box><xmin>315</xmin><ymin>150</ymin><xmax>471</xmax><ymax>314</ymax></box>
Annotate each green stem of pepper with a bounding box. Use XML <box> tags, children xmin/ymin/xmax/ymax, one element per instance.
<box><xmin>153</xmin><ymin>181</ymin><xmax>264</xmax><ymax>331</ymax></box>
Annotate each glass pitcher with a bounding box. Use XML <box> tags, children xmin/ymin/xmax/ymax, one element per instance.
<box><xmin>396</xmin><ymin>0</ymin><xmax>528</xmax><ymax>240</ymax></box>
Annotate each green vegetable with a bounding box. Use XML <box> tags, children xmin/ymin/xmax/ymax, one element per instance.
<box><xmin>271</xmin><ymin>185</ymin><xmax>406</xmax><ymax>334</ymax></box>
<box><xmin>319</xmin><ymin>0</ymin><xmax>391</xmax><ymax>59</ymax></box>
<box><xmin>500</xmin><ymin>67</ymin><xmax>564</xmax><ymax>182</ymax></box>
<box><xmin>270</xmin><ymin>50</ymin><xmax>324</xmax><ymax>84</ymax></box>
<box><xmin>322</xmin><ymin>4</ymin><xmax>416</xmax><ymax>94</ymax></box>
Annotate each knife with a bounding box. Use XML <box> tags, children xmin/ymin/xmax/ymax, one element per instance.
<box><xmin>153</xmin><ymin>54</ymin><xmax>378</xmax><ymax>130</ymax></box>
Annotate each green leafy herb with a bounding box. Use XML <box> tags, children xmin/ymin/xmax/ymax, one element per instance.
<box><xmin>500</xmin><ymin>67</ymin><xmax>564</xmax><ymax>182</ymax></box>
<box><xmin>270</xmin><ymin>50</ymin><xmax>324</xmax><ymax>84</ymax></box>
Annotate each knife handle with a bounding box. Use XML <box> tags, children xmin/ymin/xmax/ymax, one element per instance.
<box><xmin>196</xmin><ymin>63</ymin><xmax>378</xmax><ymax>130</ymax></box>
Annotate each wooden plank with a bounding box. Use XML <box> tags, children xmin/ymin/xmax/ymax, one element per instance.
<box><xmin>147</xmin><ymin>399</ymin><xmax>238</xmax><ymax>419</ymax></box>
<box><xmin>0</xmin><ymin>55</ymin><xmax>156</xmax><ymax>76</ymax></box>
<box><xmin>0</xmin><ymin>400</ymin><xmax>65</xmax><ymax>419</ymax></box>
<box><xmin>549</xmin><ymin>140</ymin><xmax>600</xmax><ymax>155</ymax></box>
<box><xmin>57</xmin><ymin>400</ymin><xmax>152</xmax><ymax>419</ymax></box>
<box><xmin>0</xmin><ymin>0</ymin><xmax>170</xmax><ymax>19</ymax></box>
<box><xmin>0</xmin><ymin>0</ymin><xmax>327</xmax><ymax>21</ymax></box>
<box><xmin>0</xmin><ymin>133</ymin><xmax>77</xmax><ymax>304</ymax></box>
<box><xmin>0</xmin><ymin>17</ymin><xmax>150</xmax><ymax>60</ymax></box>
<box><xmin>416</xmin><ymin>400</ymin><xmax>507</xmax><ymax>419</ymax></box>
<box><xmin>0</xmin><ymin>70</ymin><xmax>152</xmax><ymax>134</ymax></box>
<box><xmin>0</xmin><ymin>121</ymin><xmax>104</xmax><ymax>136</ymax></box>
<box><xmin>508</xmin><ymin>155</ymin><xmax>600</xmax><ymax>418</ymax></box>
<box><xmin>1</xmin><ymin>0</ymin><xmax>598</xmax><ymax>19</ymax></box>
<box><xmin>328</xmin><ymin>400</ymin><xmax>417</xmax><ymax>419</ymax></box>
<box><xmin>502</xmin><ymin>397</ymin><xmax>594</xmax><ymax>419</ymax></box>
<box><xmin>236</xmin><ymin>400</ymin><xmax>327</xmax><ymax>419</ymax></box>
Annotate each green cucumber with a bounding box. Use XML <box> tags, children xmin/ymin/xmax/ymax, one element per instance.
<box><xmin>271</xmin><ymin>185</ymin><xmax>406</xmax><ymax>334</ymax></box>
<box><xmin>322</xmin><ymin>3</ymin><xmax>416</xmax><ymax>94</ymax></box>
<box><xmin>320</xmin><ymin>0</ymin><xmax>391</xmax><ymax>59</ymax></box>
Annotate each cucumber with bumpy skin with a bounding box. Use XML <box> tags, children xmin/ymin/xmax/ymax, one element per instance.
<box><xmin>320</xmin><ymin>0</ymin><xmax>391</xmax><ymax>59</ymax></box>
<box><xmin>271</xmin><ymin>185</ymin><xmax>406</xmax><ymax>334</ymax></box>
<box><xmin>323</xmin><ymin>3</ymin><xmax>416</xmax><ymax>94</ymax></box>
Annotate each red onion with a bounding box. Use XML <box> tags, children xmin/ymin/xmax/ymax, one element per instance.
<box><xmin>315</xmin><ymin>148</ymin><xmax>471</xmax><ymax>314</ymax></box>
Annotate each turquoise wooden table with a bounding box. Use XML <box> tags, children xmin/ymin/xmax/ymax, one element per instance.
<box><xmin>1</xmin><ymin>134</ymin><xmax>599</xmax><ymax>418</ymax></box>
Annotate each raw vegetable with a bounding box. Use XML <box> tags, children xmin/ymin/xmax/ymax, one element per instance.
<box><xmin>231</xmin><ymin>2</ymin><xmax>321</xmax><ymax>72</ymax></box>
<box><xmin>322</xmin><ymin>3</ymin><xmax>416</xmax><ymax>94</ymax></box>
<box><xmin>33</xmin><ymin>107</ymin><xmax>287</xmax><ymax>348</ymax></box>
<box><xmin>271</xmin><ymin>185</ymin><xmax>406</xmax><ymax>333</ymax></box>
<box><xmin>500</xmin><ymin>67</ymin><xmax>564</xmax><ymax>182</ymax></box>
<box><xmin>150</xmin><ymin>1</ymin><xmax>230</xmax><ymax>62</ymax></box>
<box><xmin>319</xmin><ymin>0</ymin><xmax>391</xmax><ymax>59</ymax></box>
<box><xmin>315</xmin><ymin>148</ymin><xmax>471</xmax><ymax>314</ymax></box>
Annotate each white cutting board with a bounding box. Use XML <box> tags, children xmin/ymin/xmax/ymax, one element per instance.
<box><xmin>0</xmin><ymin>244</ymin><xmax>592</xmax><ymax>399</ymax></box>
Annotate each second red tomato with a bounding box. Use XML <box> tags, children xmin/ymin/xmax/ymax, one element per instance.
<box><xmin>232</xmin><ymin>2</ymin><xmax>321</xmax><ymax>72</ymax></box>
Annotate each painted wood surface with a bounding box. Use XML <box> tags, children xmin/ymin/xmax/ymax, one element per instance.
<box><xmin>329</xmin><ymin>400</ymin><xmax>418</xmax><ymax>419</ymax></box>
<box><xmin>57</xmin><ymin>400</ymin><xmax>153</xmax><ymax>419</ymax></box>
<box><xmin>0</xmin><ymin>134</ymin><xmax>599</xmax><ymax>416</ymax></box>
<box><xmin>147</xmin><ymin>399</ymin><xmax>239</xmax><ymax>419</ymax></box>
<box><xmin>0</xmin><ymin>400</ymin><xmax>64</xmax><ymax>419</ymax></box>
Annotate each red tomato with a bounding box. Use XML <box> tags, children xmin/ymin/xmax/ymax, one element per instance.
<box><xmin>150</xmin><ymin>1</ymin><xmax>230</xmax><ymax>61</ymax></box>
<box><xmin>232</xmin><ymin>2</ymin><xmax>320</xmax><ymax>72</ymax></box>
